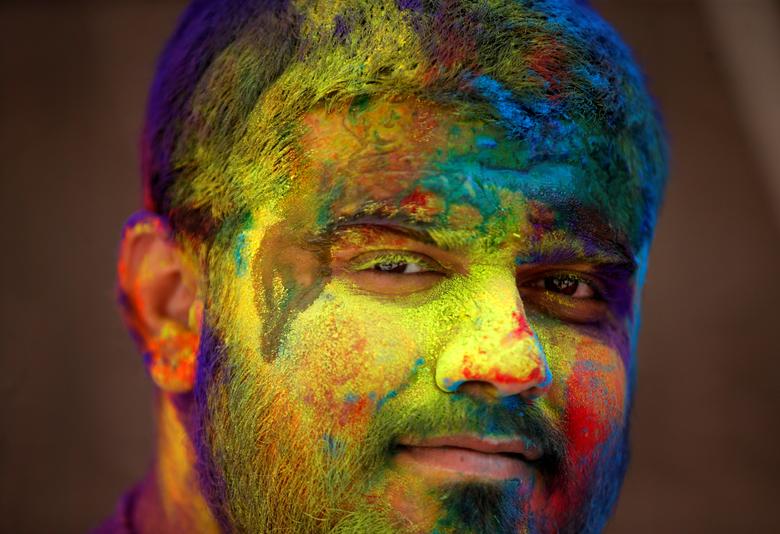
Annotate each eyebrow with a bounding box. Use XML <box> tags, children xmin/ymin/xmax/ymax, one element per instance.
<box><xmin>519</xmin><ymin>240</ymin><xmax>636</xmax><ymax>270</ymax></box>
<box><xmin>326</xmin><ymin>213</ymin><xmax>439</xmax><ymax>245</ymax></box>
<box><xmin>312</xmin><ymin>209</ymin><xmax>636</xmax><ymax>269</ymax></box>
<box><xmin>542</xmin><ymin>202</ymin><xmax>638</xmax><ymax>268</ymax></box>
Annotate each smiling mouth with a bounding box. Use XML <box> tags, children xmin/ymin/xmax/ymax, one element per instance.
<box><xmin>392</xmin><ymin>436</ymin><xmax>542</xmax><ymax>480</ymax></box>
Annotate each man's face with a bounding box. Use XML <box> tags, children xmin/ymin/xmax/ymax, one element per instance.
<box><xmin>198</xmin><ymin>99</ymin><xmax>641</xmax><ymax>533</ymax></box>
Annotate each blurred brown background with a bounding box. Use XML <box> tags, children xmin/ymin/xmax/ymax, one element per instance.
<box><xmin>1</xmin><ymin>1</ymin><xmax>778</xmax><ymax>532</ymax></box>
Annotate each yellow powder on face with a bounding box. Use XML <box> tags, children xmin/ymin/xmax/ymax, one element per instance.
<box><xmin>156</xmin><ymin>398</ymin><xmax>220</xmax><ymax>533</ymax></box>
<box><xmin>193</xmin><ymin>98</ymin><xmax>636</xmax><ymax>533</ymax></box>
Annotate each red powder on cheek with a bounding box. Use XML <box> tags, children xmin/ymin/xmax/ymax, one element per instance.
<box><xmin>338</xmin><ymin>396</ymin><xmax>370</xmax><ymax>427</ymax></box>
<box><xmin>564</xmin><ymin>382</ymin><xmax>602</xmax><ymax>454</ymax></box>
<box><xmin>527</xmin><ymin>366</ymin><xmax>622</xmax><ymax>523</ymax></box>
<box><xmin>352</xmin><ymin>337</ymin><xmax>367</xmax><ymax>354</ymax></box>
<box><xmin>562</xmin><ymin>362</ymin><xmax>623</xmax><ymax>459</ymax></box>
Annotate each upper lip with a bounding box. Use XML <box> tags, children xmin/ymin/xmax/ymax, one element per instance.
<box><xmin>395</xmin><ymin>435</ymin><xmax>543</xmax><ymax>461</ymax></box>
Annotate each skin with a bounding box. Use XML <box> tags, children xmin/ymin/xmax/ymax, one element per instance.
<box><xmin>122</xmin><ymin>98</ymin><xmax>643</xmax><ymax>533</ymax></box>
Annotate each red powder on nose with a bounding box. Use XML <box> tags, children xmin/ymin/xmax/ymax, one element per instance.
<box><xmin>462</xmin><ymin>363</ymin><xmax>542</xmax><ymax>385</ymax></box>
<box><xmin>490</xmin><ymin>366</ymin><xmax>542</xmax><ymax>385</ymax></box>
<box><xmin>454</xmin><ymin>314</ymin><xmax>541</xmax><ymax>386</ymax></box>
<box><xmin>511</xmin><ymin>311</ymin><xmax>533</xmax><ymax>338</ymax></box>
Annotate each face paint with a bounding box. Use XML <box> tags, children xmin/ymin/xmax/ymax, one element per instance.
<box><xmin>122</xmin><ymin>0</ymin><xmax>669</xmax><ymax>531</ymax></box>
<box><xmin>193</xmin><ymin>99</ymin><xmax>641</xmax><ymax>533</ymax></box>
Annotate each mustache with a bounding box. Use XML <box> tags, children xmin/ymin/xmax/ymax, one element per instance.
<box><xmin>366</xmin><ymin>391</ymin><xmax>566</xmax><ymax>474</ymax></box>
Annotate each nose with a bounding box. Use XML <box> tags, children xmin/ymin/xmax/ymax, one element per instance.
<box><xmin>435</xmin><ymin>273</ymin><xmax>552</xmax><ymax>400</ymax></box>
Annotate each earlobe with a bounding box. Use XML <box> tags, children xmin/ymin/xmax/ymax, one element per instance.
<box><xmin>117</xmin><ymin>212</ymin><xmax>202</xmax><ymax>393</ymax></box>
<box><xmin>145</xmin><ymin>317</ymin><xmax>200</xmax><ymax>394</ymax></box>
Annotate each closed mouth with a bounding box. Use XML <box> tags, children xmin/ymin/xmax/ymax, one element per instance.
<box><xmin>392</xmin><ymin>435</ymin><xmax>542</xmax><ymax>480</ymax></box>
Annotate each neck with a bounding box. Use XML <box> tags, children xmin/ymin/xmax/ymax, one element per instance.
<box><xmin>133</xmin><ymin>394</ymin><xmax>221</xmax><ymax>534</ymax></box>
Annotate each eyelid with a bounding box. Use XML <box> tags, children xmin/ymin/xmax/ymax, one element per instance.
<box><xmin>329</xmin><ymin>225</ymin><xmax>470</xmax><ymax>275</ymax></box>
<box><xmin>517</xmin><ymin>270</ymin><xmax>610</xmax><ymax>324</ymax></box>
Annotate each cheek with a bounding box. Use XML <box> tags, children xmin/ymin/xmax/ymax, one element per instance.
<box><xmin>561</xmin><ymin>338</ymin><xmax>627</xmax><ymax>460</ymax></box>
<box><xmin>276</xmin><ymin>285</ymin><xmax>422</xmax><ymax>433</ymax></box>
<box><xmin>537</xmin><ymin>325</ymin><xmax>628</xmax><ymax>457</ymax></box>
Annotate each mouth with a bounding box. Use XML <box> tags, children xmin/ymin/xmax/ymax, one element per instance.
<box><xmin>392</xmin><ymin>435</ymin><xmax>543</xmax><ymax>480</ymax></box>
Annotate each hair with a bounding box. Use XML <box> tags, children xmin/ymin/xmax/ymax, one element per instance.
<box><xmin>142</xmin><ymin>0</ymin><xmax>667</xmax><ymax>249</ymax></box>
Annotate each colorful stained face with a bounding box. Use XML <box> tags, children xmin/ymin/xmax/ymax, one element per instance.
<box><xmin>197</xmin><ymin>99</ymin><xmax>643</xmax><ymax>533</ymax></box>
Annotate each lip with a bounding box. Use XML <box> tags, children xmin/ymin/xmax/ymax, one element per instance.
<box><xmin>393</xmin><ymin>435</ymin><xmax>542</xmax><ymax>480</ymax></box>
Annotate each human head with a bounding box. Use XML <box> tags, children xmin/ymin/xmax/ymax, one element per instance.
<box><xmin>117</xmin><ymin>1</ymin><xmax>667</xmax><ymax>532</ymax></box>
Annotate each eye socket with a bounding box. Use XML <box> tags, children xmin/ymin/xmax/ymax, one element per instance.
<box><xmin>518</xmin><ymin>269</ymin><xmax>607</xmax><ymax>324</ymax></box>
<box><xmin>341</xmin><ymin>250</ymin><xmax>449</xmax><ymax>296</ymax></box>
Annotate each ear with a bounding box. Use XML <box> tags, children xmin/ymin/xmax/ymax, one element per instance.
<box><xmin>117</xmin><ymin>212</ymin><xmax>202</xmax><ymax>393</ymax></box>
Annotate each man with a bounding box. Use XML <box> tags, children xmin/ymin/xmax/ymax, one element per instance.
<box><xmin>103</xmin><ymin>0</ymin><xmax>667</xmax><ymax>532</ymax></box>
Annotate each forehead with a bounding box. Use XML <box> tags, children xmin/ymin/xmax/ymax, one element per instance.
<box><xmin>289</xmin><ymin>99</ymin><xmax>635</xmax><ymax>258</ymax></box>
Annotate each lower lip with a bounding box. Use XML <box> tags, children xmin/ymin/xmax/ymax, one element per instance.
<box><xmin>394</xmin><ymin>446</ymin><xmax>534</xmax><ymax>480</ymax></box>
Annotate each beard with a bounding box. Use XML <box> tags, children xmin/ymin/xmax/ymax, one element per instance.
<box><xmin>190</xmin><ymin>326</ymin><xmax>630</xmax><ymax>533</ymax></box>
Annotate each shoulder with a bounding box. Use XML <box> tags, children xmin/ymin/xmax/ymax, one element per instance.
<box><xmin>90</xmin><ymin>486</ymin><xmax>139</xmax><ymax>534</ymax></box>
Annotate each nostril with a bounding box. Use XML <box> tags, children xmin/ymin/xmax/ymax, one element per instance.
<box><xmin>456</xmin><ymin>381</ymin><xmax>501</xmax><ymax>400</ymax></box>
<box><xmin>520</xmin><ymin>385</ymin><xmax>545</xmax><ymax>401</ymax></box>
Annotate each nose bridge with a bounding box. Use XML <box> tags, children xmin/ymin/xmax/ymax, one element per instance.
<box><xmin>435</xmin><ymin>270</ymin><xmax>552</xmax><ymax>399</ymax></box>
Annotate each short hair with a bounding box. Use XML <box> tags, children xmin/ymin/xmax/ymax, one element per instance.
<box><xmin>142</xmin><ymin>0</ymin><xmax>667</xmax><ymax>249</ymax></box>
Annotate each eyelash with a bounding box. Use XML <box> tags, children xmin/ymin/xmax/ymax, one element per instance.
<box><xmin>350</xmin><ymin>251</ymin><xmax>443</xmax><ymax>275</ymax></box>
<box><xmin>523</xmin><ymin>273</ymin><xmax>602</xmax><ymax>300</ymax></box>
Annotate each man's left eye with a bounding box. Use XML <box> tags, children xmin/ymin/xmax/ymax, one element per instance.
<box><xmin>517</xmin><ymin>269</ymin><xmax>608</xmax><ymax>323</ymax></box>
<box><xmin>531</xmin><ymin>274</ymin><xmax>597</xmax><ymax>299</ymax></box>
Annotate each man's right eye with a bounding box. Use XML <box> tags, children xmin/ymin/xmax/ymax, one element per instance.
<box><xmin>368</xmin><ymin>259</ymin><xmax>425</xmax><ymax>274</ymax></box>
<box><xmin>352</xmin><ymin>251</ymin><xmax>441</xmax><ymax>275</ymax></box>
<box><xmin>342</xmin><ymin>250</ymin><xmax>448</xmax><ymax>295</ymax></box>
